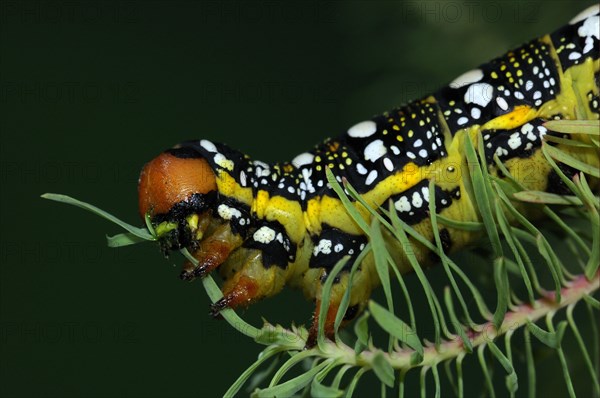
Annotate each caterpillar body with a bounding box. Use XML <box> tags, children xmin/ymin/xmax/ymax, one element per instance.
<box><xmin>137</xmin><ymin>5</ymin><xmax>600</xmax><ymax>345</ymax></box>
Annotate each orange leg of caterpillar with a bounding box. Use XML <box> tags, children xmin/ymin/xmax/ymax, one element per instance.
<box><xmin>180</xmin><ymin>223</ymin><xmax>243</xmax><ymax>281</ymax></box>
<box><xmin>209</xmin><ymin>249</ymin><xmax>287</xmax><ymax>317</ymax></box>
<box><xmin>209</xmin><ymin>275</ymin><xmax>260</xmax><ymax>317</ymax></box>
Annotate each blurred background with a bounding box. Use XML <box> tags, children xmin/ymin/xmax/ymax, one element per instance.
<box><xmin>1</xmin><ymin>0</ymin><xmax>597</xmax><ymax>397</ymax></box>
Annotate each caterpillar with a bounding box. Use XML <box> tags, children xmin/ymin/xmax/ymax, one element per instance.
<box><xmin>137</xmin><ymin>5</ymin><xmax>600</xmax><ymax>346</ymax></box>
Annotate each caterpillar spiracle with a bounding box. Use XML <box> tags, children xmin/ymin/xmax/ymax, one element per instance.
<box><xmin>137</xmin><ymin>5</ymin><xmax>600</xmax><ymax>346</ymax></box>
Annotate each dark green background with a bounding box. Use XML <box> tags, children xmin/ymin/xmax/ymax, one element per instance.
<box><xmin>1</xmin><ymin>1</ymin><xmax>597</xmax><ymax>397</ymax></box>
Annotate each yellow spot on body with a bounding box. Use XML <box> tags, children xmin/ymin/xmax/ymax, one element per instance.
<box><xmin>408</xmin><ymin>130</ymin><xmax>414</xmax><ymax>137</ymax></box>
<box><xmin>345</xmin><ymin>158</ymin><xmax>352</xmax><ymax>165</ymax></box>
<box><xmin>396</xmin><ymin>135</ymin><xmax>404</xmax><ymax>142</ymax></box>
<box><xmin>419</xmin><ymin>120</ymin><xmax>425</xmax><ymax>126</ymax></box>
<box><xmin>393</xmin><ymin>125</ymin><xmax>400</xmax><ymax>131</ymax></box>
<box><xmin>516</xmin><ymin>70</ymin><xmax>523</xmax><ymax>77</ymax></box>
<box><xmin>500</xmin><ymin>64</ymin><xmax>507</xmax><ymax>71</ymax></box>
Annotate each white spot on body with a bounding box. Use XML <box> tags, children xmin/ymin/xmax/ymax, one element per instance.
<box><xmin>383</xmin><ymin>158</ymin><xmax>394</xmax><ymax>172</ymax></box>
<box><xmin>200</xmin><ymin>139</ymin><xmax>217</xmax><ymax>153</ymax></box>
<box><xmin>395</xmin><ymin>196</ymin><xmax>411</xmax><ymax>212</ymax></box>
<box><xmin>421</xmin><ymin>186</ymin><xmax>430</xmax><ymax>202</ymax></box>
<box><xmin>578</xmin><ymin>15</ymin><xmax>599</xmax><ymax>40</ymax></box>
<box><xmin>471</xmin><ymin>107</ymin><xmax>481</xmax><ymax>119</ymax></box>
<box><xmin>302</xmin><ymin>168</ymin><xmax>315</xmax><ymax>193</ymax></box>
<box><xmin>365</xmin><ymin>169</ymin><xmax>378</xmax><ymax>185</ymax></box>
<box><xmin>334</xmin><ymin>243</ymin><xmax>344</xmax><ymax>253</ymax></box>
<box><xmin>364</xmin><ymin>139</ymin><xmax>387</xmax><ymax>162</ymax></box>
<box><xmin>508</xmin><ymin>133</ymin><xmax>522</xmax><ymax>150</ymax></box>
<box><xmin>464</xmin><ymin>82</ymin><xmax>494</xmax><ymax>107</ymax></box>
<box><xmin>348</xmin><ymin>120</ymin><xmax>377</xmax><ymax>138</ymax></box>
<box><xmin>525</xmin><ymin>81</ymin><xmax>534</xmax><ymax>92</ymax></box>
<box><xmin>450</xmin><ymin>68</ymin><xmax>484</xmax><ymax>88</ymax></box>
<box><xmin>411</xmin><ymin>192</ymin><xmax>423</xmax><ymax>208</ymax></box>
<box><xmin>413</xmin><ymin>139</ymin><xmax>423</xmax><ymax>147</ymax></box>
<box><xmin>253</xmin><ymin>226</ymin><xmax>276</xmax><ymax>244</ymax></box>
<box><xmin>569</xmin><ymin>52</ymin><xmax>582</xmax><ymax>60</ymax></box>
<box><xmin>292</xmin><ymin>152</ymin><xmax>314</xmax><ymax>168</ymax></box>
<box><xmin>457</xmin><ymin>116</ymin><xmax>469</xmax><ymax>126</ymax></box>
<box><xmin>496</xmin><ymin>97</ymin><xmax>509</xmax><ymax>111</ymax></box>
<box><xmin>239</xmin><ymin>171</ymin><xmax>247</xmax><ymax>186</ymax></box>
<box><xmin>314</xmin><ymin>239</ymin><xmax>333</xmax><ymax>255</ymax></box>
<box><xmin>217</xmin><ymin>204</ymin><xmax>242</xmax><ymax>220</ymax></box>
<box><xmin>356</xmin><ymin>163</ymin><xmax>368</xmax><ymax>175</ymax></box>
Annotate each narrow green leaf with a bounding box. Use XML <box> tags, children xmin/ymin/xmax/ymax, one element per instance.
<box><xmin>492</xmin><ymin>256</ymin><xmax>508</xmax><ymax>330</ymax></box>
<box><xmin>372</xmin><ymin>351</ymin><xmax>395</xmax><ymax>388</ymax></box>
<box><xmin>436</xmin><ymin>214</ymin><xmax>484</xmax><ymax>231</ymax></box>
<box><xmin>325</xmin><ymin>168</ymin><xmax>370</xmax><ymax>233</ymax></box>
<box><xmin>478</xmin><ymin>345</ymin><xmax>496</xmax><ymax>398</ymax></box>
<box><xmin>334</xmin><ymin>244</ymin><xmax>371</xmax><ymax>335</ymax></box>
<box><xmin>543</xmin><ymin>134</ymin><xmax>596</xmax><ymax>147</ymax></box>
<box><xmin>318</xmin><ymin>256</ymin><xmax>349</xmax><ymax>349</ymax></box>
<box><xmin>525</xmin><ymin>320</ymin><xmax>566</xmax><ymax>349</ymax></box>
<box><xmin>443</xmin><ymin>288</ymin><xmax>473</xmax><ymax>353</ymax></box>
<box><xmin>488</xmin><ymin>341</ymin><xmax>518</xmax><ymax>395</ymax></box>
<box><xmin>368</xmin><ymin>301</ymin><xmax>423</xmax><ymax>356</ymax></box>
<box><xmin>253</xmin><ymin>359</ymin><xmax>330</xmax><ymax>398</ymax></box>
<box><xmin>583</xmin><ymin>294</ymin><xmax>600</xmax><ymax>309</ymax></box>
<box><xmin>344</xmin><ymin>368</ymin><xmax>367</xmax><ymax>398</ymax></box>
<box><xmin>464</xmin><ymin>133</ymin><xmax>502</xmax><ymax>256</ymax></box>
<box><xmin>456</xmin><ymin>354</ymin><xmax>465</xmax><ymax>398</ymax></box>
<box><xmin>567</xmin><ymin>304</ymin><xmax>600</xmax><ymax>396</ymax></box>
<box><xmin>512</xmin><ymin>191</ymin><xmax>583</xmax><ymax>205</ymax></box>
<box><xmin>370</xmin><ymin>218</ymin><xmax>394</xmax><ymax>315</ymax></box>
<box><xmin>546</xmin><ymin>318</ymin><xmax>576</xmax><ymax>398</ymax></box>
<box><xmin>354</xmin><ymin>311</ymin><xmax>370</xmax><ymax>351</ymax></box>
<box><xmin>311</xmin><ymin>377</ymin><xmax>343</xmax><ymax>398</ymax></box>
<box><xmin>224</xmin><ymin>346</ymin><xmax>283</xmax><ymax>398</ymax></box>
<box><xmin>106</xmin><ymin>232</ymin><xmax>149</xmax><ymax>247</ymax></box>
<box><xmin>41</xmin><ymin>193</ymin><xmax>155</xmax><ymax>241</ymax></box>
<box><xmin>431</xmin><ymin>364</ymin><xmax>441</xmax><ymax>398</ymax></box>
<box><xmin>268</xmin><ymin>350</ymin><xmax>316</xmax><ymax>388</ymax></box>
<box><xmin>544</xmin><ymin>143</ymin><xmax>600</xmax><ymax>177</ymax></box>
<box><xmin>524</xmin><ymin>328</ymin><xmax>536</xmax><ymax>398</ymax></box>
<box><xmin>544</xmin><ymin>119</ymin><xmax>600</xmax><ymax>135</ymax></box>
<box><xmin>331</xmin><ymin>365</ymin><xmax>353</xmax><ymax>390</ymax></box>
<box><xmin>388</xmin><ymin>205</ymin><xmax>442</xmax><ymax>347</ymax></box>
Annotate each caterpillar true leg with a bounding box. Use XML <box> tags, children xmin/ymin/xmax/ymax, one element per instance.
<box><xmin>179</xmin><ymin>222</ymin><xmax>243</xmax><ymax>281</ymax></box>
<box><xmin>210</xmin><ymin>249</ymin><xmax>287</xmax><ymax>316</ymax></box>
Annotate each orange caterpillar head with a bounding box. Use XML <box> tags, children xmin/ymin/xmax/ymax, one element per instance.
<box><xmin>138</xmin><ymin>147</ymin><xmax>217</xmax><ymax>252</ymax></box>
